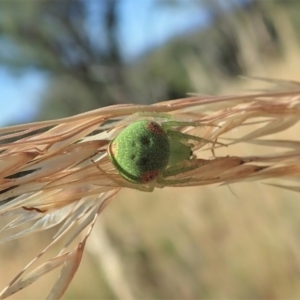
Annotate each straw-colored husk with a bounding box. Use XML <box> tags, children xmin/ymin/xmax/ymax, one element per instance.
<box><xmin>1</xmin><ymin>79</ymin><xmax>300</xmax><ymax>299</ymax></box>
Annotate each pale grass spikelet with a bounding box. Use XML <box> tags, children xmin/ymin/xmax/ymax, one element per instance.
<box><xmin>1</xmin><ymin>79</ymin><xmax>300</xmax><ymax>299</ymax></box>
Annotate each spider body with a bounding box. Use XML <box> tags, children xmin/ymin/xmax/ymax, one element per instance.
<box><xmin>108</xmin><ymin>120</ymin><xmax>170</xmax><ymax>183</ymax></box>
<box><xmin>108</xmin><ymin>119</ymin><xmax>195</xmax><ymax>185</ymax></box>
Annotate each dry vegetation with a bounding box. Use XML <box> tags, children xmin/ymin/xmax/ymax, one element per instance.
<box><xmin>2</xmin><ymin>8</ymin><xmax>300</xmax><ymax>300</ymax></box>
<box><xmin>2</xmin><ymin>72</ymin><xmax>300</xmax><ymax>299</ymax></box>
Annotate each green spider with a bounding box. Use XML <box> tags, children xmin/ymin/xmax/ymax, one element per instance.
<box><xmin>104</xmin><ymin>116</ymin><xmax>219</xmax><ymax>191</ymax></box>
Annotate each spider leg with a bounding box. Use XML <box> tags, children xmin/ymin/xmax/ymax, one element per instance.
<box><xmin>114</xmin><ymin>112</ymin><xmax>172</xmax><ymax>128</ymax></box>
<box><xmin>134</xmin><ymin>112</ymin><xmax>172</xmax><ymax>120</ymax></box>
<box><xmin>157</xmin><ymin>177</ymin><xmax>198</xmax><ymax>187</ymax></box>
<box><xmin>156</xmin><ymin>158</ymin><xmax>212</xmax><ymax>187</ymax></box>
<box><xmin>167</xmin><ymin>130</ymin><xmax>225</xmax><ymax>147</ymax></box>
<box><xmin>162</xmin><ymin>120</ymin><xmax>219</xmax><ymax>128</ymax></box>
<box><xmin>162</xmin><ymin>158</ymin><xmax>207</xmax><ymax>178</ymax></box>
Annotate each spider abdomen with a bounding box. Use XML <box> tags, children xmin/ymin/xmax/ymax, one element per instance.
<box><xmin>108</xmin><ymin>120</ymin><xmax>170</xmax><ymax>183</ymax></box>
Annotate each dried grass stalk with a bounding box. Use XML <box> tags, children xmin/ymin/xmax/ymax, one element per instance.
<box><xmin>1</xmin><ymin>79</ymin><xmax>300</xmax><ymax>299</ymax></box>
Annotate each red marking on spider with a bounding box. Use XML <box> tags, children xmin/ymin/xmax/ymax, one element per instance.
<box><xmin>140</xmin><ymin>169</ymin><xmax>160</xmax><ymax>183</ymax></box>
<box><xmin>146</xmin><ymin>122</ymin><xmax>164</xmax><ymax>135</ymax></box>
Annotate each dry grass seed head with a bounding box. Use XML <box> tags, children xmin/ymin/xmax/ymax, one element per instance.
<box><xmin>1</xmin><ymin>80</ymin><xmax>300</xmax><ymax>298</ymax></box>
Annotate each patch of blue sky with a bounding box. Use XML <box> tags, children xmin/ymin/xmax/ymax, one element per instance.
<box><xmin>118</xmin><ymin>0</ymin><xmax>210</xmax><ymax>60</ymax></box>
<box><xmin>118</xmin><ymin>0</ymin><xmax>252</xmax><ymax>60</ymax></box>
<box><xmin>0</xmin><ymin>0</ymin><xmax>251</xmax><ymax>126</ymax></box>
<box><xmin>0</xmin><ymin>68</ymin><xmax>48</xmax><ymax>126</ymax></box>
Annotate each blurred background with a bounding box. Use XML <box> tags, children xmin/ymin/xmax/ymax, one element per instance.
<box><xmin>1</xmin><ymin>0</ymin><xmax>300</xmax><ymax>299</ymax></box>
